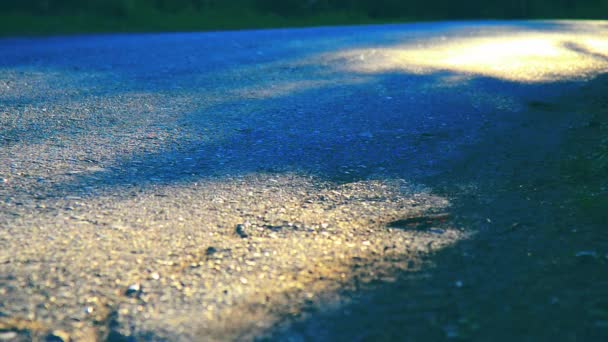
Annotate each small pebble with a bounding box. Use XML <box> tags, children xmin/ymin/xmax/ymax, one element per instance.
<box><xmin>235</xmin><ymin>224</ymin><xmax>248</xmax><ymax>238</ymax></box>
<box><xmin>429</xmin><ymin>228</ymin><xmax>445</xmax><ymax>235</ymax></box>
<box><xmin>125</xmin><ymin>283</ymin><xmax>142</xmax><ymax>297</ymax></box>
<box><xmin>47</xmin><ymin>330</ymin><xmax>70</xmax><ymax>342</ymax></box>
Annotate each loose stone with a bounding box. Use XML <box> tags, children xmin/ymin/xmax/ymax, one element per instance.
<box><xmin>235</xmin><ymin>224</ymin><xmax>248</xmax><ymax>238</ymax></box>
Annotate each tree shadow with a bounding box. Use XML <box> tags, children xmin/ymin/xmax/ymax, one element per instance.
<box><xmin>562</xmin><ymin>41</ymin><xmax>608</xmax><ymax>62</ymax></box>
<box><xmin>9</xmin><ymin>71</ymin><xmax>572</xmax><ymax>201</ymax></box>
<box><xmin>260</xmin><ymin>73</ymin><xmax>608</xmax><ymax>341</ymax></box>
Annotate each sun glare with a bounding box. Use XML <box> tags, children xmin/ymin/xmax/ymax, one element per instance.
<box><xmin>332</xmin><ymin>28</ymin><xmax>608</xmax><ymax>82</ymax></box>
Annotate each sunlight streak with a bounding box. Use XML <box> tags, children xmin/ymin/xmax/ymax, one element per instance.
<box><xmin>332</xmin><ymin>30</ymin><xmax>608</xmax><ymax>82</ymax></box>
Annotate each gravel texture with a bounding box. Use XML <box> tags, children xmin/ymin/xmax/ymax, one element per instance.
<box><xmin>1</xmin><ymin>20</ymin><xmax>607</xmax><ymax>341</ymax></box>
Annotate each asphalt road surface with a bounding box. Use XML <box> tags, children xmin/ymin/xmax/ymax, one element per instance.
<box><xmin>1</xmin><ymin>21</ymin><xmax>607</xmax><ymax>341</ymax></box>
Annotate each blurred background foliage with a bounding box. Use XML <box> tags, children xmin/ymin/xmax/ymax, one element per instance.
<box><xmin>0</xmin><ymin>0</ymin><xmax>607</xmax><ymax>35</ymax></box>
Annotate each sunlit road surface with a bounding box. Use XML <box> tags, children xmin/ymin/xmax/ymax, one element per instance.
<box><xmin>0</xmin><ymin>21</ymin><xmax>607</xmax><ymax>341</ymax></box>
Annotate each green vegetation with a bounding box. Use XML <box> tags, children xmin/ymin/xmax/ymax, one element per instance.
<box><xmin>0</xmin><ymin>0</ymin><xmax>607</xmax><ymax>36</ymax></box>
<box><xmin>0</xmin><ymin>2</ymin><xmax>377</xmax><ymax>36</ymax></box>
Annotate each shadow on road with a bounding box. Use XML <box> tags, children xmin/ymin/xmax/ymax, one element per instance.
<box><xmin>262</xmin><ymin>73</ymin><xmax>608</xmax><ymax>341</ymax></box>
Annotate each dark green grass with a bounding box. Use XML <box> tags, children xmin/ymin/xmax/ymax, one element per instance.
<box><xmin>0</xmin><ymin>8</ymin><xmax>390</xmax><ymax>37</ymax></box>
<box><xmin>1</xmin><ymin>0</ymin><xmax>607</xmax><ymax>37</ymax></box>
